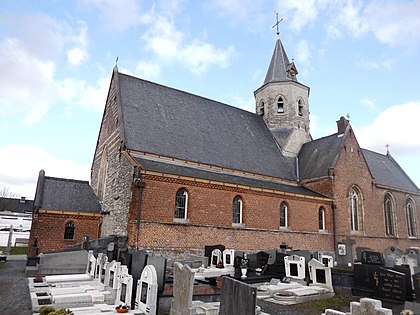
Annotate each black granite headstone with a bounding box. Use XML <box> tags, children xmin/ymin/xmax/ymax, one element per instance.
<box><xmin>265</xmin><ymin>252</ymin><xmax>287</xmax><ymax>275</ymax></box>
<box><xmin>372</xmin><ymin>267</ymin><xmax>406</xmax><ymax>303</ymax></box>
<box><xmin>413</xmin><ymin>272</ymin><xmax>420</xmax><ymax>302</ymax></box>
<box><xmin>204</xmin><ymin>244</ymin><xmax>225</xmax><ymax>264</ymax></box>
<box><xmin>256</xmin><ymin>251</ymin><xmax>270</xmax><ymax>268</ymax></box>
<box><xmin>361</xmin><ymin>250</ymin><xmax>384</xmax><ymax>265</ymax></box>
<box><xmin>147</xmin><ymin>255</ymin><xmax>167</xmax><ymax>292</ymax></box>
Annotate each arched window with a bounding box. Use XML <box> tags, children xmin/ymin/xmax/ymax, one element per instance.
<box><xmin>277</xmin><ymin>97</ymin><xmax>284</xmax><ymax>113</ymax></box>
<box><xmin>64</xmin><ymin>221</ymin><xmax>75</xmax><ymax>240</ymax></box>
<box><xmin>259</xmin><ymin>101</ymin><xmax>265</xmax><ymax>116</ymax></box>
<box><xmin>406</xmin><ymin>198</ymin><xmax>417</xmax><ymax>237</ymax></box>
<box><xmin>175</xmin><ymin>188</ymin><xmax>188</xmax><ymax>219</ymax></box>
<box><xmin>319</xmin><ymin>207</ymin><xmax>325</xmax><ymax>231</ymax></box>
<box><xmin>280</xmin><ymin>202</ymin><xmax>288</xmax><ymax>228</ymax></box>
<box><xmin>298</xmin><ymin>99</ymin><xmax>303</xmax><ymax>116</ymax></box>
<box><xmin>349</xmin><ymin>187</ymin><xmax>362</xmax><ymax>232</ymax></box>
<box><xmin>232</xmin><ymin>196</ymin><xmax>243</xmax><ymax>224</ymax></box>
<box><xmin>384</xmin><ymin>194</ymin><xmax>395</xmax><ymax>236</ymax></box>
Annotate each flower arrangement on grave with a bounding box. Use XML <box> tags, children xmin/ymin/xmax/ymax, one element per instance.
<box><xmin>216</xmin><ymin>261</ymin><xmax>224</xmax><ymax>268</ymax></box>
<box><xmin>49</xmin><ymin>309</ymin><xmax>74</xmax><ymax>315</ymax></box>
<box><xmin>401</xmin><ymin>310</ymin><xmax>414</xmax><ymax>315</ymax></box>
<box><xmin>115</xmin><ymin>304</ymin><xmax>129</xmax><ymax>313</ymax></box>
<box><xmin>39</xmin><ymin>306</ymin><xmax>56</xmax><ymax>315</ymax></box>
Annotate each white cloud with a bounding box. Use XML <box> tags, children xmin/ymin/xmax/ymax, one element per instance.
<box><xmin>360</xmin><ymin>98</ymin><xmax>376</xmax><ymax>110</ymax></box>
<box><xmin>81</xmin><ymin>0</ymin><xmax>145</xmax><ymax>31</ymax></box>
<box><xmin>294</xmin><ymin>40</ymin><xmax>312</xmax><ymax>77</ymax></box>
<box><xmin>356</xmin><ymin>101</ymin><xmax>420</xmax><ymax>155</ymax></box>
<box><xmin>0</xmin><ymin>145</ymin><xmax>90</xmax><ymax>199</ymax></box>
<box><xmin>278</xmin><ymin>0</ymin><xmax>320</xmax><ymax>32</ymax></box>
<box><xmin>66</xmin><ymin>21</ymin><xmax>89</xmax><ymax>66</ymax></box>
<box><xmin>78</xmin><ymin>77</ymin><xmax>109</xmax><ymax>111</ymax></box>
<box><xmin>230</xmin><ymin>95</ymin><xmax>254</xmax><ymax>113</ymax></box>
<box><xmin>142</xmin><ymin>16</ymin><xmax>234</xmax><ymax>75</ymax></box>
<box><xmin>136</xmin><ymin>60</ymin><xmax>161</xmax><ymax>80</ymax></box>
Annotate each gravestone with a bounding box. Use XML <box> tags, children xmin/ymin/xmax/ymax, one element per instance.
<box><xmin>115</xmin><ymin>268</ymin><xmax>134</xmax><ymax>306</ymax></box>
<box><xmin>372</xmin><ymin>267</ymin><xmax>406</xmax><ymax>303</ymax></box>
<box><xmin>316</xmin><ymin>251</ymin><xmax>335</xmax><ymax>268</ymax></box>
<box><xmin>395</xmin><ymin>255</ymin><xmax>418</xmax><ymax>277</ymax></box>
<box><xmin>308</xmin><ymin>258</ymin><xmax>333</xmax><ymax>292</ymax></box>
<box><xmin>223</xmin><ymin>249</ymin><xmax>234</xmax><ymax>268</ymax></box>
<box><xmin>284</xmin><ymin>255</ymin><xmax>305</xmax><ymax>280</ymax></box>
<box><xmin>147</xmin><ymin>255</ymin><xmax>166</xmax><ymax>292</ymax></box>
<box><xmin>247</xmin><ymin>253</ymin><xmax>258</xmax><ymax>269</ymax></box>
<box><xmin>204</xmin><ymin>244</ymin><xmax>225</xmax><ymax>266</ymax></box>
<box><xmin>355</xmin><ymin>247</ymin><xmax>372</xmax><ymax>262</ymax></box>
<box><xmin>336</xmin><ymin>236</ymin><xmax>356</xmax><ymax>267</ymax></box>
<box><xmin>169</xmin><ymin>262</ymin><xmax>195</xmax><ymax>315</ymax></box>
<box><xmin>105</xmin><ymin>260</ymin><xmax>121</xmax><ymax>290</ymax></box>
<box><xmin>256</xmin><ymin>251</ymin><xmax>270</xmax><ymax>268</ymax></box>
<box><xmin>100</xmin><ymin>261</ymin><xmax>108</xmax><ymax>284</ymax></box>
<box><xmin>265</xmin><ymin>251</ymin><xmax>287</xmax><ymax>276</ymax></box>
<box><xmin>88</xmin><ymin>254</ymin><xmax>97</xmax><ymax>277</ymax></box>
<box><xmin>360</xmin><ymin>250</ymin><xmax>384</xmax><ymax>265</ymax></box>
<box><xmin>413</xmin><ymin>272</ymin><xmax>420</xmax><ymax>302</ymax></box>
<box><xmin>135</xmin><ymin>265</ymin><xmax>158</xmax><ymax>315</ymax></box>
<box><xmin>130</xmin><ymin>249</ymin><xmax>149</xmax><ymax>309</ymax></box>
<box><xmin>210</xmin><ymin>249</ymin><xmax>222</xmax><ymax>268</ymax></box>
<box><xmin>219</xmin><ymin>277</ymin><xmax>256</xmax><ymax>315</ymax></box>
<box><xmin>383</xmin><ymin>246</ymin><xmax>403</xmax><ymax>268</ymax></box>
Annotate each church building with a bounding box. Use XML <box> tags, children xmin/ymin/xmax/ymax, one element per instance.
<box><xmin>91</xmin><ymin>36</ymin><xmax>420</xmax><ymax>258</ymax></box>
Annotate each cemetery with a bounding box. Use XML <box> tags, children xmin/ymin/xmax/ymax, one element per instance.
<box><xmin>22</xmin><ymin>239</ymin><xmax>420</xmax><ymax>314</ymax></box>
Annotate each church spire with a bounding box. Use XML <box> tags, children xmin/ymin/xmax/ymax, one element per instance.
<box><xmin>263</xmin><ymin>39</ymin><xmax>298</xmax><ymax>85</ymax></box>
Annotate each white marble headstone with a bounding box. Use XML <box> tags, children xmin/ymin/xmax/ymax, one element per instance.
<box><xmin>115</xmin><ymin>268</ymin><xmax>133</xmax><ymax>306</ymax></box>
<box><xmin>284</xmin><ymin>255</ymin><xmax>305</xmax><ymax>280</ymax></box>
<box><xmin>308</xmin><ymin>258</ymin><xmax>333</xmax><ymax>292</ymax></box>
<box><xmin>135</xmin><ymin>265</ymin><xmax>158</xmax><ymax>315</ymax></box>
<box><xmin>210</xmin><ymin>249</ymin><xmax>222</xmax><ymax>268</ymax></box>
<box><xmin>223</xmin><ymin>249</ymin><xmax>235</xmax><ymax>268</ymax></box>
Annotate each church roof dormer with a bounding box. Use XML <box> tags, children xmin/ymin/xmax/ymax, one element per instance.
<box><xmin>263</xmin><ymin>39</ymin><xmax>298</xmax><ymax>84</ymax></box>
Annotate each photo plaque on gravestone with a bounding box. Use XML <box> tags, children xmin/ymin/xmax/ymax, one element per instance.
<box><xmin>140</xmin><ymin>282</ymin><xmax>148</xmax><ymax>304</ymax></box>
<box><xmin>121</xmin><ymin>283</ymin><xmax>127</xmax><ymax>303</ymax></box>
<box><xmin>316</xmin><ymin>269</ymin><xmax>326</xmax><ymax>284</ymax></box>
<box><xmin>290</xmin><ymin>263</ymin><xmax>298</xmax><ymax>277</ymax></box>
<box><xmin>110</xmin><ymin>270</ymin><xmax>114</xmax><ymax>288</ymax></box>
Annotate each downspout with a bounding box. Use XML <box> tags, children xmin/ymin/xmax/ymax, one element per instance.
<box><xmin>295</xmin><ymin>157</ymin><xmax>300</xmax><ymax>182</ymax></box>
<box><xmin>134</xmin><ymin>169</ymin><xmax>145</xmax><ymax>251</ymax></box>
<box><xmin>332</xmin><ymin>202</ymin><xmax>337</xmax><ymax>252</ymax></box>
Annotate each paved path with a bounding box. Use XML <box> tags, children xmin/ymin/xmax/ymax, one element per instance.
<box><xmin>0</xmin><ymin>259</ymin><xmax>32</xmax><ymax>315</ymax></box>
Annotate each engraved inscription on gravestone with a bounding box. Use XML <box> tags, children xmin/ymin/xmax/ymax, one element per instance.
<box><xmin>361</xmin><ymin>250</ymin><xmax>384</xmax><ymax>265</ymax></box>
<box><xmin>372</xmin><ymin>268</ymin><xmax>406</xmax><ymax>302</ymax></box>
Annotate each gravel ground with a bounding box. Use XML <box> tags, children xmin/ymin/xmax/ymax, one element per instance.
<box><xmin>0</xmin><ymin>257</ymin><xmax>32</xmax><ymax>315</ymax></box>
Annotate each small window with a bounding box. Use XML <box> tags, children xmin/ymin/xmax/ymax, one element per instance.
<box><xmin>298</xmin><ymin>99</ymin><xmax>303</xmax><ymax>116</ymax></box>
<box><xmin>233</xmin><ymin>196</ymin><xmax>243</xmax><ymax>224</ymax></box>
<box><xmin>175</xmin><ymin>188</ymin><xmax>188</xmax><ymax>219</ymax></box>
<box><xmin>277</xmin><ymin>97</ymin><xmax>284</xmax><ymax>113</ymax></box>
<box><xmin>64</xmin><ymin>221</ymin><xmax>75</xmax><ymax>240</ymax></box>
<box><xmin>406</xmin><ymin>198</ymin><xmax>417</xmax><ymax>237</ymax></box>
<box><xmin>384</xmin><ymin>194</ymin><xmax>395</xmax><ymax>236</ymax></box>
<box><xmin>259</xmin><ymin>101</ymin><xmax>265</xmax><ymax>116</ymax></box>
<box><xmin>319</xmin><ymin>207</ymin><xmax>325</xmax><ymax>231</ymax></box>
<box><xmin>280</xmin><ymin>202</ymin><xmax>288</xmax><ymax>228</ymax></box>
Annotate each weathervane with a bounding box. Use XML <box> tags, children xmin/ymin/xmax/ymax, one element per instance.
<box><xmin>272</xmin><ymin>11</ymin><xmax>283</xmax><ymax>38</ymax></box>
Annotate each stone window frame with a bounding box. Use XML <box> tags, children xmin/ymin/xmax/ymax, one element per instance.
<box><xmin>383</xmin><ymin>192</ymin><xmax>396</xmax><ymax>237</ymax></box>
<box><xmin>258</xmin><ymin>100</ymin><xmax>265</xmax><ymax>116</ymax></box>
<box><xmin>174</xmin><ymin>188</ymin><xmax>189</xmax><ymax>223</ymax></box>
<box><xmin>277</xmin><ymin>95</ymin><xmax>285</xmax><ymax>114</ymax></box>
<box><xmin>280</xmin><ymin>201</ymin><xmax>288</xmax><ymax>229</ymax></box>
<box><xmin>64</xmin><ymin>221</ymin><xmax>75</xmax><ymax>240</ymax></box>
<box><xmin>232</xmin><ymin>195</ymin><xmax>243</xmax><ymax>227</ymax></box>
<box><xmin>405</xmin><ymin>197</ymin><xmax>417</xmax><ymax>238</ymax></box>
<box><xmin>318</xmin><ymin>206</ymin><xmax>326</xmax><ymax>231</ymax></box>
<box><xmin>349</xmin><ymin>186</ymin><xmax>363</xmax><ymax>233</ymax></box>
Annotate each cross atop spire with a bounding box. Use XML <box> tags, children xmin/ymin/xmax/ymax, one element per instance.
<box><xmin>272</xmin><ymin>11</ymin><xmax>283</xmax><ymax>38</ymax></box>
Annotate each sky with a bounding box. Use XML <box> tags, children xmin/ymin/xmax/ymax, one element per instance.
<box><xmin>1</xmin><ymin>0</ymin><xmax>420</xmax><ymax>199</ymax></box>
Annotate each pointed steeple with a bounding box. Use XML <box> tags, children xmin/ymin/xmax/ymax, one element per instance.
<box><xmin>264</xmin><ymin>39</ymin><xmax>298</xmax><ymax>85</ymax></box>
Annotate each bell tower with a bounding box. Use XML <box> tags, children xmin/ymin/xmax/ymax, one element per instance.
<box><xmin>254</xmin><ymin>36</ymin><xmax>311</xmax><ymax>157</ymax></box>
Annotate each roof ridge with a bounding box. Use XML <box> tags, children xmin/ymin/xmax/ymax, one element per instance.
<box><xmin>45</xmin><ymin>176</ymin><xmax>89</xmax><ymax>184</ymax></box>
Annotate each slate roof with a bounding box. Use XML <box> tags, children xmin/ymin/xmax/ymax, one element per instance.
<box><xmin>118</xmin><ymin>73</ymin><xmax>296</xmax><ymax>180</ymax></box>
<box><xmin>299</xmin><ymin>133</ymin><xmax>344</xmax><ymax>180</ymax></box>
<box><xmin>362</xmin><ymin>149</ymin><xmax>419</xmax><ymax>192</ymax></box>
<box><xmin>134</xmin><ymin>157</ymin><xmax>325</xmax><ymax>198</ymax></box>
<box><xmin>34</xmin><ymin>175</ymin><xmax>101</xmax><ymax>214</ymax></box>
<box><xmin>263</xmin><ymin>39</ymin><xmax>294</xmax><ymax>85</ymax></box>
<box><xmin>0</xmin><ymin>197</ymin><xmax>34</xmax><ymax>213</ymax></box>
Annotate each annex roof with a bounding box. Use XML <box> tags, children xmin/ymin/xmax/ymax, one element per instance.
<box><xmin>118</xmin><ymin>72</ymin><xmax>296</xmax><ymax>180</ymax></box>
<box><xmin>0</xmin><ymin>197</ymin><xmax>34</xmax><ymax>214</ymax></box>
<box><xmin>34</xmin><ymin>172</ymin><xmax>101</xmax><ymax>214</ymax></box>
<box><xmin>362</xmin><ymin>149</ymin><xmax>419</xmax><ymax>192</ymax></box>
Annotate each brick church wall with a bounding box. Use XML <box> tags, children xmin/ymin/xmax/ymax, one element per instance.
<box><xmin>28</xmin><ymin>212</ymin><xmax>101</xmax><ymax>254</ymax></box>
<box><xmin>126</xmin><ymin>174</ymin><xmax>334</xmax><ymax>252</ymax></box>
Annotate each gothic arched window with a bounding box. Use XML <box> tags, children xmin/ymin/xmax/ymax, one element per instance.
<box><xmin>280</xmin><ymin>202</ymin><xmax>288</xmax><ymax>228</ymax></box>
<box><xmin>175</xmin><ymin>188</ymin><xmax>188</xmax><ymax>219</ymax></box>
<box><xmin>406</xmin><ymin>198</ymin><xmax>417</xmax><ymax>237</ymax></box>
<box><xmin>277</xmin><ymin>97</ymin><xmax>284</xmax><ymax>113</ymax></box>
<box><xmin>349</xmin><ymin>187</ymin><xmax>363</xmax><ymax>232</ymax></box>
<box><xmin>233</xmin><ymin>196</ymin><xmax>243</xmax><ymax>224</ymax></box>
<box><xmin>384</xmin><ymin>194</ymin><xmax>395</xmax><ymax>236</ymax></box>
<box><xmin>64</xmin><ymin>221</ymin><xmax>75</xmax><ymax>240</ymax></box>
